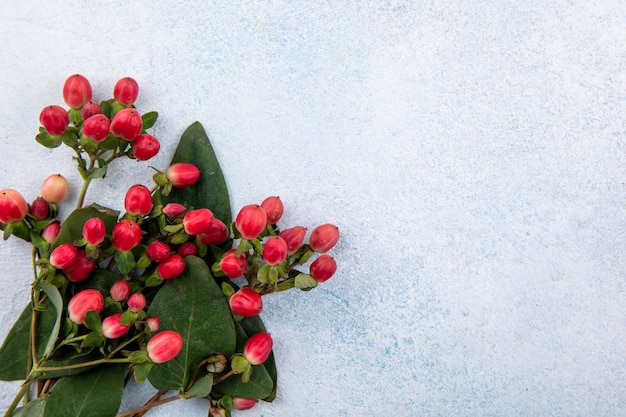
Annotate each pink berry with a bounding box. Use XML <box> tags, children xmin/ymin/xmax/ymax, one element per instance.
<box><xmin>41</xmin><ymin>174</ymin><xmax>68</xmax><ymax>203</ymax></box>
<box><xmin>162</xmin><ymin>203</ymin><xmax>187</xmax><ymax>218</ymax></box>
<box><xmin>80</xmin><ymin>101</ymin><xmax>102</xmax><ymax>120</ymax></box>
<box><xmin>279</xmin><ymin>226</ymin><xmax>307</xmax><ymax>254</ymax></box>
<box><xmin>183</xmin><ymin>208</ymin><xmax>214</xmax><ymax>235</ymax></box>
<box><xmin>309</xmin><ymin>254</ymin><xmax>337</xmax><ymax>283</ymax></box>
<box><xmin>62</xmin><ymin>74</ymin><xmax>92</xmax><ymax>109</ymax></box>
<box><xmin>112</xmin><ymin>219</ymin><xmax>142</xmax><ymax>252</ymax></box>
<box><xmin>146</xmin><ymin>316</ymin><xmax>161</xmax><ymax>332</ymax></box>
<box><xmin>235</xmin><ymin>204</ymin><xmax>267</xmax><ymax>240</ymax></box>
<box><xmin>309</xmin><ymin>224</ymin><xmax>339</xmax><ymax>253</ymax></box>
<box><xmin>39</xmin><ymin>105</ymin><xmax>69</xmax><ymax>136</ymax></box>
<box><xmin>243</xmin><ymin>332</ymin><xmax>273</xmax><ymax>365</ymax></box>
<box><xmin>68</xmin><ymin>289</ymin><xmax>104</xmax><ymax>325</ymax></box>
<box><xmin>102</xmin><ymin>313</ymin><xmax>131</xmax><ymax>339</ymax></box>
<box><xmin>0</xmin><ymin>189</ymin><xmax>28</xmax><ymax>224</ymax></box>
<box><xmin>128</xmin><ymin>293</ymin><xmax>146</xmax><ymax>312</ymax></box>
<box><xmin>82</xmin><ymin>217</ymin><xmax>107</xmax><ymax>246</ymax></box>
<box><xmin>110</xmin><ymin>279</ymin><xmax>131</xmax><ymax>302</ymax></box>
<box><xmin>29</xmin><ymin>197</ymin><xmax>50</xmax><ymax>220</ymax></box>
<box><xmin>49</xmin><ymin>243</ymin><xmax>78</xmax><ymax>269</ymax></box>
<box><xmin>232</xmin><ymin>398</ymin><xmax>257</xmax><ymax>411</ymax></box>
<box><xmin>132</xmin><ymin>134</ymin><xmax>160</xmax><ymax>161</ymax></box>
<box><xmin>42</xmin><ymin>222</ymin><xmax>61</xmax><ymax>243</ymax></box>
<box><xmin>166</xmin><ymin>163</ymin><xmax>200</xmax><ymax>188</ymax></box>
<box><xmin>219</xmin><ymin>249</ymin><xmax>247</xmax><ymax>279</ymax></box>
<box><xmin>157</xmin><ymin>254</ymin><xmax>186</xmax><ymax>279</ymax></box>
<box><xmin>177</xmin><ymin>242</ymin><xmax>198</xmax><ymax>258</ymax></box>
<box><xmin>110</xmin><ymin>108</ymin><xmax>143</xmax><ymax>141</ymax></box>
<box><xmin>229</xmin><ymin>287</ymin><xmax>262</xmax><ymax>317</ymax></box>
<box><xmin>113</xmin><ymin>77</ymin><xmax>139</xmax><ymax>106</ymax></box>
<box><xmin>64</xmin><ymin>249</ymin><xmax>96</xmax><ymax>283</ymax></box>
<box><xmin>197</xmin><ymin>218</ymin><xmax>229</xmax><ymax>246</ymax></box>
<box><xmin>82</xmin><ymin>114</ymin><xmax>110</xmax><ymax>142</ymax></box>
<box><xmin>147</xmin><ymin>330</ymin><xmax>183</xmax><ymax>363</ymax></box>
<box><xmin>262</xmin><ymin>236</ymin><xmax>287</xmax><ymax>266</ymax></box>
<box><xmin>146</xmin><ymin>241</ymin><xmax>171</xmax><ymax>262</ymax></box>
<box><xmin>124</xmin><ymin>184</ymin><xmax>153</xmax><ymax>217</ymax></box>
<box><xmin>261</xmin><ymin>196</ymin><xmax>283</xmax><ymax>224</ymax></box>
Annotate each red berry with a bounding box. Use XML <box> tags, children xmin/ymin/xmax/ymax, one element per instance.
<box><xmin>229</xmin><ymin>287</ymin><xmax>262</xmax><ymax>317</ymax></box>
<box><xmin>235</xmin><ymin>204</ymin><xmax>267</xmax><ymax>240</ymax></box>
<box><xmin>147</xmin><ymin>330</ymin><xmax>183</xmax><ymax>363</ymax></box>
<box><xmin>110</xmin><ymin>108</ymin><xmax>143</xmax><ymax>141</ymax></box>
<box><xmin>232</xmin><ymin>398</ymin><xmax>257</xmax><ymax>411</ymax></box>
<box><xmin>262</xmin><ymin>236</ymin><xmax>287</xmax><ymax>266</ymax></box>
<box><xmin>197</xmin><ymin>218</ymin><xmax>229</xmax><ymax>246</ymax></box>
<box><xmin>0</xmin><ymin>189</ymin><xmax>28</xmax><ymax>224</ymax></box>
<box><xmin>177</xmin><ymin>242</ymin><xmax>198</xmax><ymax>258</ymax></box>
<box><xmin>29</xmin><ymin>197</ymin><xmax>50</xmax><ymax>220</ymax></box>
<box><xmin>68</xmin><ymin>289</ymin><xmax>104</xmax><ymax>325</ymax></box>
<box><xmin>82</xmin><ymin>114</ymin><xmax>110</xmax><ymax>142</ymax></box>
<box><xmin>41</xmin><ymin>174</ymin><xmax>68</xmax><ymax>203</ymax></box>
<box><xmin>128</xmin><ymin>293</ymin><xmax>146</xmax><ymax>312</ymax></box>
<box><xmin>157</xmin><ymin>254</ymin><xmax>186</xmax><ymax>279</ymax></box>
<box><xmin>62</xmin><ymin>74</ymin><xmax>92</xmax><ymax>109</ymax></box>
<box><xmin>42</xmin><ymin>222</ymin><xmax>61</xmax><ymax>243</ymax></box>
<box><xmin>146</xmin><ymin>241</ymin><xmax>171</xmax><ymax>262</ymax></box>
<box><xmin>82</xmin><ymin>217</ymin><xmax>107</xmax><ymax>246</ymax></box>
<box><xmin>219</xmin><ymin>249</ymin><xmax>247</xmax><ymax>278</ymax></box>
<box><xmin>80</xmin><ymin>101</ymin><xmax>102</xmax><ymax>120</ymax></box>
<box><xmin>102</xmin><ymin>313</ymin><xmax>131</xmax><ymax>339</ymax></box>
<box><xmin>39</xmin><ymin>105</ymin><xmax>69</xmax><ymax>136</ymax></box>
<box><xmin>113</xmin><ymin>77</ymin><xmax>139</xmax><ymax>106</ymax></box>
<box><xmin>64</xmin><ymin>249</ymin><xmax>96</xmax><ymax>282</ymax></box>
<box><xmin>162</xmin><ymin>203</ymin><xmax>187</xmax><ymax>218</ymax></box>
<box><xmin>183</xmin><ymin>208</ymin><xmax>214</xmax><ymax>235</ymax></box>
<box><xmin>110</xmin><ymin>279</ymin><xmax>131</xmax><ymax>301</ymax></box>
<box><xmin>243</xmin><ymin>332</ymin><xmax>273</xmax><ymax>365</ymax></box>
<box><xmin>309</xmin><ymin>224</ymin><xmax>339</xmax><ymax>253</ymax></box>
<box><xmin>112</xmin><ymin>219</ymin><xmax>142</xmax><ymax>252</ymax></box>
<box><xmin>124</xmin><ymin>184</ymin><xmax>153</xmax><ymax>217</ymax></box>
<box><xmin>50</xmin><ymin>243</ymin><xmax>78</xmax><ymax>269</ymax></box>
<box><xmin>166</xmin><ymin>163</ymin><xmax>200</xmax><ymax>188</ymax></box>
<box><xmin>309</xmin><ymin>254</ymin><xmax>337</xmax><ymax>282</ymax></box>
<box><xmin>132</xmin><ymin>134</ymin><xmax>160</xmax><ymax>161</ymax></box>
<box><xmin>261</xmin><ymin>196</ymin><xmax>283</xmax><ymax>224</ymax></box>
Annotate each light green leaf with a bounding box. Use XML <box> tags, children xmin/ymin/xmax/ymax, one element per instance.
<box><xmin>13</xmin><ymin>397</ymin><xmax>46</xmax><ymax>417</ymax></box>
<box><xmin>141</xmin><ymin>111</ymin><xmax>158</xmax><ymax>130</ymax></box>
<box><xmin>39</xmin><ymin>283</ymin><xmax>63</xmax><ymax>358</ymax></box>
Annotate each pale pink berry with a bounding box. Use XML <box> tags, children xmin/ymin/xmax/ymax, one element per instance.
<box><xmin>80</xmin><ymin>101</ymin><xmax>102</xmax><ymax>120</ymax></box>
<box><xmin>147</xmin><ymin>330</ymin><xmax>183</xmax><ymax>363</ymax></box>
<box><xmin>229</xmin><ymin>287</ymin><xmax>262</xmax><ymax>317</ymax></box>
<box><xmin>62</xmin><ymin>74</ymin><xmax>92</xmax><ymax>109</ymax></box>
<box><xmin>219</xmin><ymin>249</ymin><xmax>247</xmax><ymax>278</ymax></box>
<box><xmin>146</xmin><ymin>241</ymin><xmax>171</xmax><ymax>262</ymax></box>
<box><xmin>309</xmin><ymin>224</ymin><xmax>339</xmax><ymax>253</ymax></box>
<box><xmin>261</xmin><ymin>196</ymin><xmax>283</xmax><ymax>224</ymax></box>
<box><xmin>262</xmin><ymin>236</ymin><xmax>288</xmax><ymax>266</ymax></box>
<box><xmin>82</xmin><ymin>114</ymin><xmax>110</xmax><ymax>142</ymax></box>
<box><xmin>128</xmin><ymin>293</ymin><xmax>146</xmax><ymax>312</ymax></box>
<box><xmin>110</xmin><ymin>108</ymin><xmax>142</xmax><ymax>141</ymax></box>
<box><xmin>166</xmin><ymin>163</ymin><xmax>200</xmax><ymax>188</ymax></box>
<box><xmin>124</xmin><ymin>184</ymin><xmax>153</xmax><ymax>217</ymax></box>
<box><xmin>82</xmin><ymin>217</ymin><xmax>106</xmax><ymax>246</ymax></box>
<box><xmin>146</xmin><ymin>316</ymin><xmax>160</xmax><ymax>332</ymax></box>
<box><xmin>49</xmin><ymin>243</ymin><xmax>78</xmax><ymax>269</ymax></box>
<box><xmin>232</xmin><ymin>398</ymin><xmax>257</xmax><ymax>411</ymax></box>
<box><xmin>102</xmin><ymin>313</ymin><xmax>131</xmax><ymax>339</ymax></box>
<box><xmin>132</xmin><ymin>134</ymin><xmax>160</xmax><ymax>161</ymax></box>
<box><xmin>64</xmin><ymin>249</ymin><xmax>96</xmax><ymax>282</ymax></box>
<box><xmin>110</xmin><ymin>279</ymin><xmax>131</xmax><ymax>302</ymax></box>
<box><xmin>42</xmin><ymin>222</ymin><xmax>61</xmax><ymax>243</ymax></box>
<box><xmin>41</xmin><ymin>174</ymin><xmax>68</xmax><ymax>203</ymax></box>
<box><xmin>235</xmin><ymin>204</ymin><xmax>267</xmax><ymax>240</ymax></box>
<box><xmin>176</xmin><ymin>242</ymin><xmax>198</xmax><ymax>258</ymax></box>
<box><xmin>39</xmin><ymin>105</ymin><xmax>69</xmax><ymax>136</ymax></box>
<box><xmin>243</xmin><ymin>332</ymin><xmax>273</xmax><ymax>365</ymax></box>
<box><xmin>183</xmin><ymin>208</ymin><xmax>214</xmax><ymax>235</ymax></box>
<box><xmin>112</xmin><ymin>219</ymin><xmax>142</xmax><ymax>252</ymax></box>
<box><xmin>309</xmin><ymin>254</ymin><xmax>337</xmax><ymax>283</ymax></box>
<box><xmin>113</xmin><ymin>77</ymin><xmax>139</xmax><ymax>106</ymax></box>
<box><xmin>0</xmin><ymin>189</ymin><xmax>28</xmax><ymax>224</ymax></box>
<box><xmin>197</xmin><ymin>218</ymin><xmax>229</xmax><ymax>246</ymax></box>
<box><xmin>68</xmin><ymin>289</ymin><xmax>104</xmax><ymax>325</ymax></box>
<box><xmin>162</xmin><ymin>203</ymin><xmax>187</xmax><ymax>218</ymax></box>
<box><xmin>157</xmin><ymin>254</ymin><xmax>186</xmax><ymax>279</ymax></box>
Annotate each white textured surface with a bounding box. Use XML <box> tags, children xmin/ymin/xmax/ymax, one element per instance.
<box><xmin>1</xmin><ymin>1</ymin><xmax>625</xmax><ymax>416</ymax></box>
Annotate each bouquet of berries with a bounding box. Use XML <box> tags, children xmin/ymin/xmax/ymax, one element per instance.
<box><xmin>0</xmin><ymin>75</ymin><xmax>340</xmax><ymax>417</ymax></box>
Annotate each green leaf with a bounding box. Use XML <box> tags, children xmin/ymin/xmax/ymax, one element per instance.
<box><xmin>39</xmin><ymin>283</ymin><xmax>64</xmax><ymax>358</ymax></box>
<box><xmin>147</xmin><ymin>256</ymin><xmax>236</xmax><ymax>390</ymax></box>
<box><xmin>141</xmin><ymin>111</ymin><xmax>158</xmax><ymax>130</ymax></box>
<box><xmin>185</xmin><ymin>373</ymin><xmax>214</xmax><ymax>399</ymax></box>
<box><xmin>13</xmin><ymin>397</ymin><xmax>46</xmax><ymax>417</ymax></box>
<box><xmin>44</xmin><ymin>364</ymin><xmax>127</xmax><ymax>417</ymax></box>
<box><xmin>36</xmin><ymin>132</ymin><xmax>62</xmax><ymax>148</ymax></box>
<box><xmin>76</xmin><ymin>269</ymin><xmax>119</xmax><ymax>294</ymax></box>
<box><xmin>61</xmin><ymin>131</ymin><xmax>79</xmax><ymax>148</ymax></box>
<box><xmin>51</xmin><ymin>207</ymin><xmax>118</xmax><ymax>251</ymax></box>
<box><xmin>161</xmin><ymin>122</ymin><xmax>232</xmax><ymax>226</ymax></box>
<box><xmin>295</xmin><ymin>273</ymin><xmax>318</xmax><ymax>291</ymax></box>
<box><xmin>114</xmin><ymin>250</ymin><xmax>135</xmax><ymax>275</ymax></box>
<box><xmin>238</xmin><ymin>316</ymin><xmax>278</xmax><ymax>401</ymax></box>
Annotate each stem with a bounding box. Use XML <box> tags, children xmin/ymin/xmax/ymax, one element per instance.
<box><xmin>3</xmin><ymin>380</ymin><xmax>33</xmax><ymax>417</ymax></box>
<box><xmin>35</xmin><ymin>357</ymin><xmax>130</xmax><ymax>373</ymax></box>
<box><xmin>76</xmin><ymin>156</ymin><xmax>95</xmax><ymax>209</ymax></box>
<box><xmin>132</xmin><ymin>390</ymin><xmax>167</xmax><ymax>417</ymax></box>
<box><xmin>115</xmin><ymin>393</ymin><xmax>182</xmax><ymax>417</ymax></box>
<box><xmin>213</xmin><ymin>369</ymin><xmax>236</xmax><ymax>385</ymax></box>
<box><xmin>108</xmin><ymin>332</ymin><xmax>144</xmax><ymax>358</ymax></box>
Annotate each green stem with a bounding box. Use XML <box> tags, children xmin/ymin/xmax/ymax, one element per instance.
<box><xmin>35</xmin><ymin>357</ymin><xmax>130</xmax><ymax>373</ymax></box>
<box><xmin>3</xmin><ymin>379</ymin><xmax>34</xmax><ymax>417</ymax></box>
<box><xmin>76</xmin><ymin>156</ymin><xmax>95</xmax><ymax>209</ymax></box>
<box><xmin>108</xmin><ymin>332</ymin><xmax>144</xmax><ymax>358</ymax></box>
<box><xmin>213</xmin><ymin>369</ymin><xmax>236</xmax><ymax>385</ymax></box>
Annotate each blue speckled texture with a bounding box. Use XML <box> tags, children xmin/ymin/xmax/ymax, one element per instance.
<box><xmin>1</xmin><ymin>1</ymin><xmax>625</xmax><ymax>416</ymax></box>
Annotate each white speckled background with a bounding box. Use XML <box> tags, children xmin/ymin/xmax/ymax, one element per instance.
<box><xmin>1</xmin><ymin>1</ymin><xmax>625</xmax><ymax>416</ymax></box>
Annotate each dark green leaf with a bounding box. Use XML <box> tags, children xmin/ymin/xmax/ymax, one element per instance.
<box><xmin>185</xmin><ymin>373</ymin><xmax>213</xmax><ymax>399</ymax></box>
<box><xmin>61</xmin><ymin>131</ymin><xmax>79</xmax><ymax>148</ymax></box>
<box><xmin>161</xmin><ymin>122</ymin><xmax>232</xmax><ymax>225</ymax></box>
<box><xmin>239</xmin><ymin>316</ymin><xmax>278</xmax><ymax>402</ymax></box>
<box><xmin>51</xmin><ymin>207</ymin><xmax>118</xmax><ymax>251</ymax></box>
<box><xmin>114</xmin><ymin>250</ymin><xmax>135</xmax><ymax>275</ymax></box>
<box><xmin>141</xmin><ymin>111</ymin><xmax>158</xmax><ymax>130</ymax></box>
<box><xmin>13</xmin><ymin>397</ymin><xmax>46</xmax><ymax>417</ymax></box>
<box><xmin>147</xmin><ymin>256</ymin><xmax>236</xmax><ymax>390</ymax></box>
<box><xmin>83</xmin><ymin>311</ymin><xmax>101</xmax><ymax>332</ymax></box>
<box><xmin>36</xmin><ymin>132</ymin><xmax>62</xmax><ymax>148</ymax></box>
<box><xmin>44</xmin><ymin>364</ymin><xmax>127</xmax><ymax>417</ymax></box>
<box><xmin>76</xmin><ymin>269</ymin><xmax>119</xmax><ymax>294</ymax></box>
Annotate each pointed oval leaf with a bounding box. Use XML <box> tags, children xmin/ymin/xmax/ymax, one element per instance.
<box><xmin>147</xmin><ymin>256</ymin><xmax>236</xmax><ymax>390</ymax></box>
<box><xmin>14</xmin><ymin>397</ymin><xmax>46</xmax><ymax>417</ymax></box>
